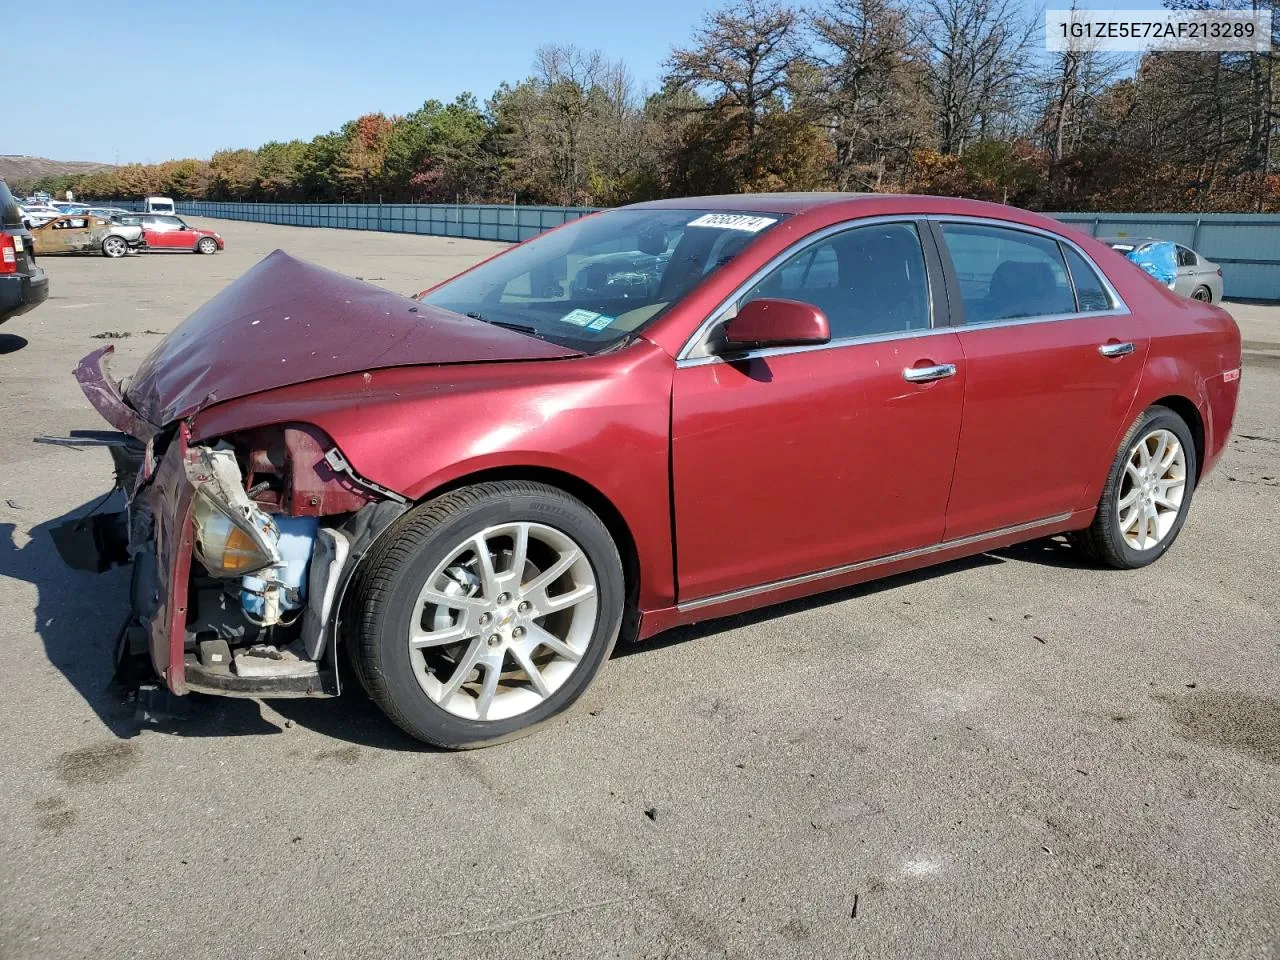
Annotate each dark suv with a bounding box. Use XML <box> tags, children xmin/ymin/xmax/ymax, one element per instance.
<box><xmin>1</xmin><ymin>178</ymin><xmax>49</xmax><ymax>324</ymax></box>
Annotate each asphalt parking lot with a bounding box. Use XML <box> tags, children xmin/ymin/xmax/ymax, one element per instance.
<box><xmin>1</xmin><ymin>218</ymin><xmax>1277</xmax><ymax>960</ymax></box>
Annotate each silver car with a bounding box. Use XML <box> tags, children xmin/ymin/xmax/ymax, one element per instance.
<box><xmin>98</xmin><ymin>213</ymin><xmax>146</xmax><ymax>256</ymax></box>
<box><xmin>1103</xmin><ymin>237</ymin><xmax>1224</xmax><ymax>303</ymax></box>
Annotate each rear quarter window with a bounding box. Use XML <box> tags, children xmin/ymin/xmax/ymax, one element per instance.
<box><xmin>1063</xmin><ymin>246</ymin><xmax>1116</xmax><ymax>312</ymax></box>
<box><xmin>0</xmin><ymin>180</ymin><xmax>23</xmax><ymax>228</ymax></box>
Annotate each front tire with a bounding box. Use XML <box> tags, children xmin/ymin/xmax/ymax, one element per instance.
<box><xmin>101</xmin><ymin>236</ymin><xmax>128</xmax><ymax>258</ymax></box>
<box><xmin>196</xmin><ymin>237</ymin><xmax>218</xmax><ymax>255</ymax></box>
<box><xmin>1074</xmin><ymin>405</ymin><xmax>1197</xmax><ymax>569</ymax></box>
<box><xmin>348</xmin><ymin>481</ymin><xmax>624</xmax><ymax>748</ymax></box>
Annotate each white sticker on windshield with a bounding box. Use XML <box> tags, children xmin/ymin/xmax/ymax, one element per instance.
<box><xmin>687</xmin><ymin>213</ymin><xmax>777</xmax><ymax>233</ymax></box>
<box><xmin>559</xmin><ymin>308</ymin><xmax>602</xmax><ymax>327</ymax></box>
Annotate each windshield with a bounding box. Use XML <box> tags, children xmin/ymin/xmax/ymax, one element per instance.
<box><xmin>421</xmin><ymin>208</ymin><xmax>785</xmax><ymax>351</ymax></box>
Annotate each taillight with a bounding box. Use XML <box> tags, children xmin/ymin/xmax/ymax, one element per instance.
<box><xmin>0</xmin><ymin>234</ymin><xmax>16</xmax><ymax>274</ymax></box>
<box><xmin>1217</xmin><ymin>267</ymin><xmax>1223</xmax><ymax>277</ymax></box>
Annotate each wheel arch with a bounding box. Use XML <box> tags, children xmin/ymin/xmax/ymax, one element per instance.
<box><xmin>417</xmin><ymin>465</ymin><xmax>643</xmax><ymax>633</ymax></box>
<box><xmin>1149</xmin><ymin>394</ymin><xmax>1205</xmax><ymax>480</ymax></box>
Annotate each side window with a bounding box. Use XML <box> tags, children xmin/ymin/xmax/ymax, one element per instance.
<box><xmin>1176</xmin><ymin>245</ymin><xmax>1197</xmax><ymax>268</ymax></box>
<box><xmin>940</xmin><ymin>223</ymin><xmax>1075</xmax><ymax>324</ymax></box>
<box><xmin>1062</xmin><ymin>246</ymin><xmax>1116</xmax><ymax>312</ymax></box>
<box><xmin>740</xmin><ymin>221</ymin><xmax>931</xmax><ymax>339</ymax></box>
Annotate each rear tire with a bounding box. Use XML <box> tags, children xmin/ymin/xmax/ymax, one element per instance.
<box><xmin>1191</xmin><ymin>286</ymin><xmax>1212</xmax><ymax>303</ymax></box>
<box><xmin>101</xmin><ymin>236</ymin><xmax>128</xmax><ymax>258</ymax></box>
<box><xmin>1074</xmin><ymin>405</ymin><xmax>1197</xmax><ymax>569</ymax></box>
<box><xmin>348</xmin><ymin>481</ymin><xmax>624</xmax><ymax>748</ymax></box>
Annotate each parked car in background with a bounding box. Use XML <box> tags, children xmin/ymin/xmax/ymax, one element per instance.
<box><xmin>19</xmin><ymin>204</ymin><xmax>60</xmax><ymax>228</ymax></box>
<box><xmin>102</xmin><ymin>218</ymin><xmax>146</xmax><ymax>257</ymax></box>
<box><xmin>128</xmin><ymin>214</ymin><xmax>223</xmax><ymax>253</ymax></box>
<box><xmin>1</xmin><ymin>179</ymin><xmax>49</xmax><ymax>324</ymax></box>
<box><xmin>143</xmin><ymin>196</ymin><xmax>176</xmax><ymax>215</ymax></box>
<box><xmin>30</xmin><ymin>214</ymin><xmax>120</xmax><ymax>257</ymax></box>
<box><xmin>69</xmin><ymin>193</ymin><xmax>1240</xmax><ymax>749</ymax></box>
<box><xmin>87</xmin><ymin>206</ymin><xmax>136</xmax><ymax>220</ymax></box>
<box><xmin>1103</xmin><ymin>238</ymin><xmax>1224</xmax><ymax>303</ymax></box>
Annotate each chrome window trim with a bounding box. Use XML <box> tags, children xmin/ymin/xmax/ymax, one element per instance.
<box><xmin>674</xmin><ymin>212</ymin><xmax>1130</xmax><ymax>369</ymax></box>
<box><xmin>677</xmin><ymin>512</ymin><xmax>1074</xmax><ymax>613</ymax></box>
<box><xmin>676</xmin><ymin>215</ymin><xmax>931</xmax><ymax>363</ymax></box>
<box><xmin>930</xmin><ymin>215</ymin><xmax>1130</xmax><ymax>316</ymax></box>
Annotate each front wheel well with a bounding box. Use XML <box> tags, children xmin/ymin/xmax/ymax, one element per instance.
<box><xmin>1150</xmin><ymin>395</ymin><xmax>1205</xmax><ymax>479</ymax></box>
<box><xmin>421</xmin><ymin>466</ymin><xmax>641</xmax><ymax>631</ymax></box>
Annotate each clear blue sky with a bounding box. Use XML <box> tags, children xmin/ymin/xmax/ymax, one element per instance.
<box><xmin>17</xmin><ymin>0</ymin><xmax>1161</xmax><ymax>165</ymax></box>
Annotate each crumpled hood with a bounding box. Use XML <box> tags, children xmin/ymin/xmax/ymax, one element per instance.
<box><xmin>125</xmin><ymin>249</ymin><xmax>578</xmax><ymax>425</ymax></box>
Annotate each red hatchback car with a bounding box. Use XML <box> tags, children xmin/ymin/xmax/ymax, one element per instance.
<box><xmin>72</xmin><ymin>194</ymin><xmax>1241</xmax><ymax>747</ymax></box>
<box><xmin>132</xmin><ymin>213</ymin><xmax>224</xmax><ymax>254</ymax></box>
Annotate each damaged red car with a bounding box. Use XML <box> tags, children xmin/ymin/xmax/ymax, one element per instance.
<box><xmin>71</xmin><ymin>194</ymin><xmax>1242</xmax><ymax>748</ymax></box>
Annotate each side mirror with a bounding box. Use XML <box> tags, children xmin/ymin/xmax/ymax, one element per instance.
<box><xmin>720</xmin><ymin>298</ymin><xmax>831</xmax><ymax>351</ymax></box>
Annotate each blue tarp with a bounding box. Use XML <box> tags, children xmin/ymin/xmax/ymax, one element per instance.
<box><xmin>1126</xmin><ymin>240</ymin><xmax>1177</xmax><ymax>289</ymax></box>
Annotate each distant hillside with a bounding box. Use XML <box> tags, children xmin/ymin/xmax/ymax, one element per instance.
<box><xmin>0</xmin><ymin>155</ymin><xmax>114</xmax><ymax>182</ymax></box>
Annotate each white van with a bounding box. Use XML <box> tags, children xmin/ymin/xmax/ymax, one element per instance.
<box><xmin>143</xmin><ymin>196</ymin><xmax>176</xmax><ymax>215</ymax></box>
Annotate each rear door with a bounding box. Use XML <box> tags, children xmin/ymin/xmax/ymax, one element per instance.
<box><xmin>671</xmin><ymin>218</ymin><xmax>966</xmax><ymax>601</ymax></box>
<box><xmin>1174</xmin><ymin>245</ymin><xmax>1198</xmax><ymax>297</ymax></box>
<box><xmin>934</xmin><ymin>219</ymin><xmax>1148</xmax><ymax>540</ymax></box>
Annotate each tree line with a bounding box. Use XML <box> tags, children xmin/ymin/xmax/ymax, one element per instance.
<box><xmin>15</xmin><ymin>0</ymin><xmax>1280</xmax><ymax>212</ymax></box>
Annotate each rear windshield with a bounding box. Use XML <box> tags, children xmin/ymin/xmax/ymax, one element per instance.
<box><xmin>0</xmin><ymin>180</ymin><xmax>22</xmax><ymax>228</ymax></box>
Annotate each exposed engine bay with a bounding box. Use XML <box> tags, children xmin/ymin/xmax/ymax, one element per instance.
<box><xmin>59</xmin><ymin>422</ymin><xmax>408</xmax><ymax>698</ymax></box>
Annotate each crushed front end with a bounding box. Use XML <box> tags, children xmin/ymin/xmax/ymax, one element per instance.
<box><xmin>68</xmin><ymin>345</ymin><xmax>406</xmax><ymax>698</ymax></box>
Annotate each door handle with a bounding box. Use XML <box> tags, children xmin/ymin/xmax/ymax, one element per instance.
<box><xmin>902</xmin><ymin>363</ymin><xmax>957</xmax><ymax>383</ymax></box>
<box><xmin>1098</xmin><ymin>341</ymin><xmax>1135</xmax><ymax>358</ymax></box>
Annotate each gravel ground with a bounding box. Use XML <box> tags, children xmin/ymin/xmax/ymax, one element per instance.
<box><xmin>0</xmin><ymin>219</ymin><xmax>1277</xmax><ymax>960</ymax></box>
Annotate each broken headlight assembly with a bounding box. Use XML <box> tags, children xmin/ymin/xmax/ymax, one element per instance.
<box><xmin>190</xmin><ymin>494</ymin><xmax>280</xmax><ymax>576</ymax></box>
<box><xmin>185</xmin><ymin>442</ymin><xmax>283</xmax><ymax>578</ymax></box>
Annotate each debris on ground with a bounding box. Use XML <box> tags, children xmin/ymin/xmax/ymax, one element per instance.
<box><xmin>33</xmin><ymin>432</ymin><xmax>133</xmax><ymax>449</ymax></box>
<box><xmin>643</xmin><ymin>807</ymin><xmax>658</xmax><ymax>822</ymax></box>
<box><xmin>91</xmin><ymin>331</ymin><xmax>132</xmax><ymax>339</ymax></box>
<box><xmin>4</xmin><ymin>498</ymin><xmax>20</xmax><ymax>510</ymax></box>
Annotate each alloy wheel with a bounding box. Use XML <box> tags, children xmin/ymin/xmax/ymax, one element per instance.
<box><xmin>1192</xmin><ymin>287</ymin><xmax>1211</xmax><ymax>302</ymax></box>
<box><xmin>103</xmin><ymin>236</ymin><xmax>127</xmax><ymax>257</ymax></box>
<box><xmin>407</xmin><ymin>522</ymin><xmax>598</xmax><ymax>721</ymax></box>
<box><xmin>1116</xmin><ymin>428</ymin><xmax>1187</xmax><ymax>551</ymax></box>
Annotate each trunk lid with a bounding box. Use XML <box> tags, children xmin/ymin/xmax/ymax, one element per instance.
<box><xmin>122</xmin><ymin>249</ymin><xmax>579</xmax><ymax>426</ymax></box>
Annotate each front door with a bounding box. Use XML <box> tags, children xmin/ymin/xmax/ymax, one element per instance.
<box><xmin>934</xmin><ymin>220</ymin><xmax>1149</xmax><ymax>539</ymax></box>
<box><xmin>671</xmin><ymin>220</ymin><xmax>967</xmax><ymax>602</ymax></box>
<box><xmin>146</xmin><ymin>216</ymin><xmax>185</xmax><ymax>249</ymax></box>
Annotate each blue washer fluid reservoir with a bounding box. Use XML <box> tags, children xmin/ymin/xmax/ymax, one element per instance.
<box><xmin>241</xmin><ymin>515</ymin><xmax>320</xmax><ymax>617</ymax></box>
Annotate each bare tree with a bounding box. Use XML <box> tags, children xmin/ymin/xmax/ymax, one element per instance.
<box><xmin>809</xmin><ymin>0</ymin><xmax>932</xmax><ymax>189</ymax></box>
<box><xmin>665</xmin><ymin>0</ymin><xmax>806</xmax><ymax>148</ymax></box>
<box><xmin>1036</xmin><ymin>7</ymin><xmax>1128</xmax><ymax>162</ymax></box>
<box><xmin>915</xmin><ymin>0</ymin><xmax>1037</xmax><ymax>154</ymax></box>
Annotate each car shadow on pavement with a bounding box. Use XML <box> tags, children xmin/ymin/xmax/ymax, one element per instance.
<box><xmin>0</xmin><ymin>333</ymin><xmax>28</xmax><ymax>354</ymax></box>
<box><xmin>617</xmin><ymin>536</ymin><xmax>1095</xmax><ymax>658</ymax></box>
<box><xmin>5</xmin><ymin>492</ymin><xmax>1095</xmax><ymax>751</ymax></box>
<box><xmin>0</xmin><ymin>502</ymin><xmax>426</xmax><ymax>751</ymax></box>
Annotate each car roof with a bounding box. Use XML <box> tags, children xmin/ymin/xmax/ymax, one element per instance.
<box><xmin>627</xmin><ymin>192</ymin><xmax>1040</xmax><ymax>216</ymax></box>
<box><xmin>1100</xmin><ymin>237</ymin><xmax>1162</xmax><ymax>246</ymax></box>
<box><xmin>623</xmin><ymin>193</ymin><xmax>1084</xmax><ymax>237</ymax></box>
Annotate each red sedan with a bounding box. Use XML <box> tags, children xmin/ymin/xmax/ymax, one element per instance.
<box><xmin>131</xmin><ymin>213</ymin><xmax>224</xmax><ymax>253</ymax></box>
<box><xmin>72</xmin><ymin>194</ymin><xmax>1240</xmax><ymax>747</ymax></box>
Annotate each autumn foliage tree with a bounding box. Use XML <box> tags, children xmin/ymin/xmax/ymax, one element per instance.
<box><xmin>13</xmin><ymin>0</ymin><xmax>1280</xmax><ymax>212</ymax></box>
